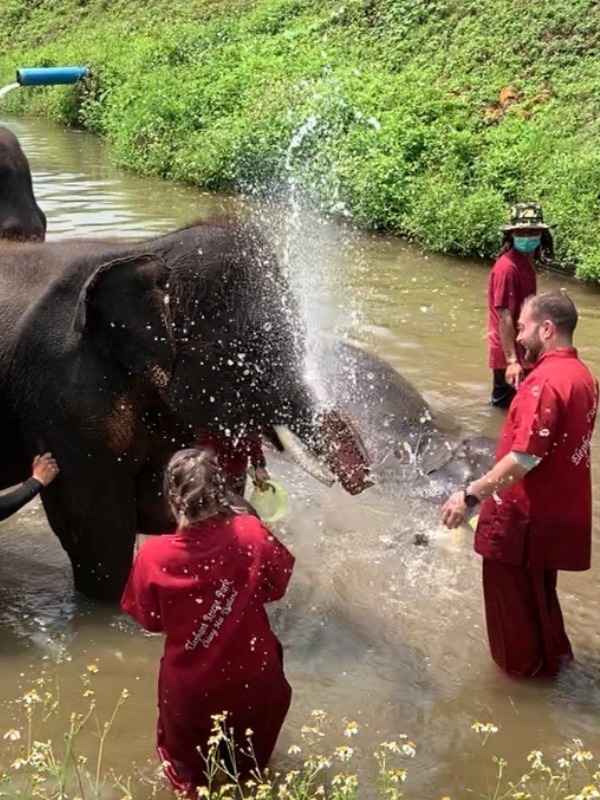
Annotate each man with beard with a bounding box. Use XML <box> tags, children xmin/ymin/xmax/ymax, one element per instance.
<box><xmin>442</xmin><ymin>291</ymin><xmax>598</xmax><ymax>678</ymax></box>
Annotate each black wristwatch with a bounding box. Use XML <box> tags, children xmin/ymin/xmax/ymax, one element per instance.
<box><xmin>463</xmin><ymin>489</ymin><xmax>480</xmax><ymax>508</ymax></box>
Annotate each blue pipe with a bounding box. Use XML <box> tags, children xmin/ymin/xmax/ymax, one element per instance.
<box><xmin>16</xmin><ymin>67</ymin><xmax>89</xmax><ymax>87</ymax></box>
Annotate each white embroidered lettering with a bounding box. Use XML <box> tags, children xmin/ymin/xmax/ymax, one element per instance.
<box><xmin>571</xmin><ymin>432</ymin><xmax>592</xmax><ymax>466</ymax></box>
<box><xmin>185</xmin><ymin>579</ymin><xmax>238</xmax><ymax>651</ymax></box>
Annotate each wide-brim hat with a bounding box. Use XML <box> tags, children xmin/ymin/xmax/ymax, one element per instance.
<box><xmin>499</xmin><ymin>202</ymin><xmax>556</xmax><ymax>232</ymax></box>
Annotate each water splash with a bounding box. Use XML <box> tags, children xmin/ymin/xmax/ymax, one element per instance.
<box><xmin>241</xmin><ymin>76</ymin><xmax>373</xmax><ymax>405</ymax></box>
<box><xmin>277</xmin><ymin>112</ymin><xmax>363</xmax><ymax>402</ymax></box>
<box><xmin>0</xmin><ymin>83</ymin><xmax>19</xmax><ymax>99</ymax></box>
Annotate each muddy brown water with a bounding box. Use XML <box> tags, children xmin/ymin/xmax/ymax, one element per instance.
<box><xmin>1</xmin><ymin>114</ymin><xmax>600</xmax><ymax>797</ymax></box>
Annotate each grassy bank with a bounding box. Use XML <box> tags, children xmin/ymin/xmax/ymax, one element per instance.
<box><xmin>0</xmin><ymin>0</ymin><xmax>599</xmax><ymax>279</ymax></box>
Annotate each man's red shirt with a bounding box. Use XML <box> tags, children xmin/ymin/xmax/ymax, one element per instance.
<box><xmin>487</xmin><ymin>248</ymin><xmax>537</xmax><ymax>369</ymax></box>
<box><xmin>475</xmin><ymin>348</ymin><xmax>598</xmax><ymax>570</ymax></box>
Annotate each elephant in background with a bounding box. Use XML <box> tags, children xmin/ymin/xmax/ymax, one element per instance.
<box><xmin>0</xmin><ymin>221</ymin><xmax>371</xmax><ymax>600</ymax></box>
<box><xmin>0</xmin><ymin>125</ymin><xmax>46</xmax><ymax>242</ymax></box>
<box><xmin>314</xmin><ymin>339</ymin><xmax>495</xmax><ymax>501</ymax></box>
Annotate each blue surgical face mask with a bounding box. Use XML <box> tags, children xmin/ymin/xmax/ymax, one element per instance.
<box><xmin>513</xmin><ymin>235</ymin><xmax>541</xmax><ymax>254</ymax></box>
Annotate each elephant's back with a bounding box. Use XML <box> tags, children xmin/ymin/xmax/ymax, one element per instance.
<box><xmin>0</xmin><ymin>240</ymin><xmax>130</xmax><ymax>379</ymax></box>
<box><xmin>0</xmin><ymin>239</ymin><xmax>140</xmax><ymax>318</ymax></box>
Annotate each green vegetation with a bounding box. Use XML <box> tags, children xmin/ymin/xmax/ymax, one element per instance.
<box><xmin>2</xmin><ymin>661</ymin><xmax>600</xmax><ymax>800</ymax></box>
<box><xmin>0</xmin><ymin>0</ymin><xmax>599</xmax><ymax>278</ymax></box>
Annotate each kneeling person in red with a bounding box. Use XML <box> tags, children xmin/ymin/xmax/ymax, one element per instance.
<box><xmin>121</xmin><ymin>448</ymin><xmax>294</xmax><ymax>796</ymax></box>
<box><xmin>442</xmin><ymin>291</ymin><xmax>598</xmax><ymax>678</ymax></box>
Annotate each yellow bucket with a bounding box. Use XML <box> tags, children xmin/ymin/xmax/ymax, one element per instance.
<box><xmin>249</xmin><ymin>480</ymin><xmax>289</xmax><ymax>523</ymax></box>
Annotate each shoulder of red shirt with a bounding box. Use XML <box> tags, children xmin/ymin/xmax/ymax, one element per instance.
<box><xmin>228</xmin><ymin>513</ymin><xmax>270</xmax><ymax>542</ymax></box>
<box><xmin>491</xmin><ymin>248</ymin><xmax>530</xmax><ymax>273</ymax></box>
<box><xmin>527</xmin><ymin>347</ymin><xmax>579</xmax><ymax>371</ymax></box>
<box><xmin>180</xmin><ymin>514</ymin><xmax>269</xmax><ymax>542</ymax></box>
<box><xmin>136</xmin><ymin>533</ymin><xmax>172</xmax><ymax>557</ymax></box>
<box><xmin>518</xmin><ymin>347</ymin><xmax>597</xmax><ymax>396</ymax></box>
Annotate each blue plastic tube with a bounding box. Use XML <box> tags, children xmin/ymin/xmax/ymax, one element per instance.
<box><xmin>16</xmin><ymin>67</ymin><xmax>89</xmax><ymax>86</ymax></box>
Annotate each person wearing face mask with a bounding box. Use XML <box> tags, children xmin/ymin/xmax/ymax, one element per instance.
<box><xmin>442</xmin><ymin>291</ymin><xmax>598</xmax><ymax>679</ymax></box>
<box><xmin>487</xmin><ymin>202</ymin><xmax>555</xmax><ymax>408</ymax></box>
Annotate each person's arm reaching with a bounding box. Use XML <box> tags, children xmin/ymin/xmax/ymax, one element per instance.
<box><xmin>0</xmin><ymin>453</ymin><xmax>59</xmax><ymax>522</ymax></box>
<box><xmin>441</xmin><ymin>378</ymin><xmax>556</xmax><ymax>529</ymax></box>
<box><xmin>498</xmin><ymin>308</ymin><xmax>523</xmax><ymax>388</ymax></box>
<box><xmin>0</xmin><ymin>478</ymin><xmax>42</xmax><ymax>521</ymax></box>
<box><xmin>248</xmin><ymin>433</ymin><xmax>270</xmax><ymax>489</ymax></box>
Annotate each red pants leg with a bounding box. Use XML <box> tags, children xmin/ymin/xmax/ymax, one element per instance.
<box><xmin>157</xmin><ymin>715</ymin><xmax>210</xmax><ymax>798</ymax></box>
<box><xmin>157</xmin><ymin>668</ymin><xmax>292</xmax><ymax>796</ymax></box>
<box><xmin>482</xmin><ymin>559</ymin><xmax>573</xmax><ymax>678</ymax></box>
<box><xmin>536</xmin><ymin>569</ymin><xmax>573</xmax><ymax>676</ymax></box>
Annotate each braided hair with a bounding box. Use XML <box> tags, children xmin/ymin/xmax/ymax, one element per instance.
<box><xmin>498</xmin><ymin>229</ymin><xmax>555</xmax><ymax>264</ymax></box>
<box><xmin>164</xmin><ymin>447</ymin><xmax>238</xmax><ymax>526</ymax></box>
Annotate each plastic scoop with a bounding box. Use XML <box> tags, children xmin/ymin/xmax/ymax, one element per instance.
<box><xmin>249</xmin><ymin>480</ymin><xmax>288</xmax><ymax>523</ymax></box>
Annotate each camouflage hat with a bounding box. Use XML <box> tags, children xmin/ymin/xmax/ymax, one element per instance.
<box><xmin>500</xmin><ymin>202</ymin><xmax>556</xmax><ymax>232</ymax></box>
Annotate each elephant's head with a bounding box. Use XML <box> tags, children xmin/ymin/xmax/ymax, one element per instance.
<box><xmin>74</xmin><ymin>221</ymin><xmax>372</xmax><ymax>495</ymax></box>
<box><xmin>0</xmin><ymin>126</ymin><xmax>46</xmax><ymax>242</ymax></box>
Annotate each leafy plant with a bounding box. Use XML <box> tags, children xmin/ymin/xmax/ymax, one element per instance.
<box><xmin>0</xmin><ymin>0</ymin><xmax>599</xmax><ymax>278</ymax></box>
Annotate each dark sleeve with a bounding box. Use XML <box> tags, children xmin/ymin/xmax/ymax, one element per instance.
<box><xmin>0</xmin><ymin>478</ymin><xmax>43</xmax><ymax>522</ymax></box>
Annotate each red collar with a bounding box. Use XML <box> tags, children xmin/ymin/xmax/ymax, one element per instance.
<box><xmin>508</xmin><ymin>247</ymin><xmax>536</xmax><ymax>269</ymax></box>
<box><xmin>533</xmin><ymin>347</ymin><xmax>578</xmax><ymax>368</ymax></box>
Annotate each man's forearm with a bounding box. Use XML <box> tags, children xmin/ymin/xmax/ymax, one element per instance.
<box><xmin>498</xmin><ymin>313</ymin><xmax>518</xmax><ymax>362</ymax></box>
<box><xmin>467</xmin><ymin>454</ymin><xmax>528</xmax><ymax>501</ymax></box>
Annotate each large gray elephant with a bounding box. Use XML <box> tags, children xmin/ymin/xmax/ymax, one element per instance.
<box><xmin>0</xmin><ymin>125</ymin><xmax>46</xmax><ymax>242</ymax></box>
<box><xmin>0</xmin><ymin>221</ymin><xmax>371</xmax><ymax>600</ymax></box>
<box><xmin>313</xmin><ymin>339</ymin><xmax>495</xmax><ymax>501</ymax></box>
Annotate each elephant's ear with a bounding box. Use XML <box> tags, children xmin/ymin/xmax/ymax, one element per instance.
<box><xmin>74</xmin><ymin>253</ymin><xmax>175</xmax><ymax>388</ymax></box>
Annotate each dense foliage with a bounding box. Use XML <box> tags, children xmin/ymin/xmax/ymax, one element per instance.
<box><xmin>1</xmin><ymin>0</ymin><xmax>599</xmax><ymax>277</ymax></box>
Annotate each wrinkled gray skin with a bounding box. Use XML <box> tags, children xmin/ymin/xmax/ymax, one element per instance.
<box><xmin>0</xmin><ymin>221</ymin><xmax>369</xmax><ymax>601</ymax></box>
<box><xmin>314</xmin><ymin>339</ymin><xmax>496</xmax><ymax>502</ymax></box>
<box><xmin>0</xmin><ymin>126</ymin><xmax>46</xmax><ymax>242</ymax></box>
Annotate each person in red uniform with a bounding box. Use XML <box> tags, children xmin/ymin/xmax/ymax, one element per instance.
<box><xmin>442</xmin><ymin>291</ymin><xmax>598</xmax><ymax>678</ymax></box>
<box><xmin>121</xmin><ymin>447</ymin><xmax>294</xmax><ymax>796</ymax></box>
<box><xmin>488</xmin><ymin>202</ymin><xmax>555</xmax><ymax>408</ymax></box>
<box><xmin>196</xmin><ymin>427</ymin><xmax>270</xmax><ymax>496</ymax></box>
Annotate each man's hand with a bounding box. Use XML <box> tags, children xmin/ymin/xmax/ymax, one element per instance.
<box><xmin>252</xmin><ymin>466</ymin><xmax>271</xmax><ymax>491</ymax></box>
<box><xmin>505</xmin><ymin>361</ymin><xmax>524</xmax><ymax>389</ymax></box>
<box><xmin>441</xmin><ymin>490</ymin><xmax>467</xmax><ymax>529</ymax></box>
<box><xmin>32</xmin><ymin>453</ymin><xmax>60</xmax><ymax>486</ymax></box>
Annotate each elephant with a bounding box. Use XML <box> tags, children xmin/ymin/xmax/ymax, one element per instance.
<box><xmin>0</xmin><ymin>220</ymin><xmax>371</xmax><ymax>601</ymax></box>
<box><xmin>312</xmin><ymin>338</ymin><xmax>496</xmax><ymax>503</ymax></box>
<box><xmin>0</xmin><ymin>125</ymin><xmax>46</xmax><ymax>242</ymax></box>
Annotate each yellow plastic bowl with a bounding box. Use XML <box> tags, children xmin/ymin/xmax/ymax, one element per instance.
<box><xmin>249</xmin><ymin>481</ymin><xmax>289</xmax><ymax>523</ymax></box>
